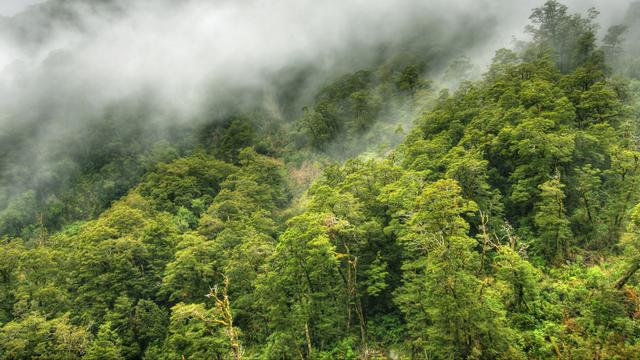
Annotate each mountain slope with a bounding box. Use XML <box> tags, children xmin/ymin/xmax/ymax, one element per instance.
<box><xmin>1</xmin><ymin>1</ymin><xmax>640</xmax><ymax>359</ymax></box>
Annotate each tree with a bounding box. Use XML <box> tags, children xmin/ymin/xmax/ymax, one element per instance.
<box><xmin>394</xmin><ymin>180</ymin><xmax>516</xmax><ymax>358</ymax></box>
<box><xmin>137</xmin><ymin>152</ymin><xmax>237</xmax><ymax>214</ymax></box>
<box><xmin>11</xmin><ymin>246</ymin><xmax>71</xmax><ymax>320</ymax></box>
<box><xmin>602</xmin><ymin>25</ymin><xmax>628</xmax><ymax>68</ymax></box>
<box><xmin>164</xmin><ymin>303</ymin><xmax>232</xmax><ymax>359</ymax></box>
<box><xmin>494</xmin><ymin>247</ymin><xmax>540</xmax><ymax>314</ymax></box>
<box><xmin>534</xmin><ymin>177</ymin><xmax>572</xmax><ymax>263</ymax></box>
<box><xmin>0</xmin><ymin>240</ymin><xmax>24</xmax><ymax>323</ymax></box>
<box><xmin>614</xmin><ymin>204</ymin><xmax>640</xmax><ymax>289</ymax></box>
<box><xmin>161</xmin><ymin>233</ymin><xmax>224</xmax><ymax>303</ymax></box>
<box><xmin>85</xmin><ymin>322</ymin><xmax>124</xmax><ymax>360</ymax></box>
<box><xmin>0</xmin><ymin>313</ymin><xmax>90</xmax><ymax>359</ymax></box>
<box><xmin>257</xmin><ymin>213</ymin><xmax>344</xmax><ymax>358</ymax></box>
<box><xmin>196</xmin><ymin>148</ymin><xmax>285</xmax><ymax>345</ymax></box>
<box><xmin>395</xmin><ymin>65</ymin><xmax>421</xmax><ymax>95</ymax></box>
<box><xmin>206</xmin><ymin>275</ymin><xmax>242</xmax><ymax>360</ymax></box>
<box><xmin>527</xmin><ymin>1</ymin><xmax>600</xmax><ymax>72</ymax></box>
<box><xmin>215</xmin><ymin>118</ymin><xmax>257</xmax><ymax>163</ymax></box>
<box><xmin>132</xmin><ymin>299</ymin><xmax>168</xmax><ymax>353</ymax></box>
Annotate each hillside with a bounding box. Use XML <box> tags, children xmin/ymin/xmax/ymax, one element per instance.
<box><xmin>2</xmin><ymin>0</ymin><xmax>640</xmax><ymax>359</ymax></box>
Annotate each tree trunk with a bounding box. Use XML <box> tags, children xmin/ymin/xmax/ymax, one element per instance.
<box><xmin>305</xmin><ymin>321</ymin><xmax>313</xmax><ymax>358</ymax></box>
<box><xmin>615</xmin><ymin>260</ymin><xmax>640</xmax><ymax>290</ymax></box>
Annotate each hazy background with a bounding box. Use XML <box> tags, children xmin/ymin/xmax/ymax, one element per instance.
<box><xmin>1</xmin><ymin>0</ymin><xmax>633</xmax><ymax>119</ymax></box>
<box><xmin>0</xmin><ymin>0</ymin><xmax>43</xmax><ymax>16</ymax></box>
<box><xmin>0</xmin><ymin>0</ymin><xmax>633</xmax><ymax>125</ymax></box>
<box><xmin>0</xmin><ymin>0</ymin><xmax>637</xmax><ymax>231</ymax></box>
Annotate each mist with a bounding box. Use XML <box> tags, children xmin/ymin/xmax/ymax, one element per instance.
<box><xmin>0</xmin><ymin>0</ymin><xmax>636</xmax><ymax>220</ymax></box>
<box><xmin>1</xmin><ymin>0</ymin><xmax>632</xmax><ymax>130</ymax></box>
<box><xmin>0</xmin><ymin>0</ymin><xmax>498</xmax><ymax>122</ymax></box>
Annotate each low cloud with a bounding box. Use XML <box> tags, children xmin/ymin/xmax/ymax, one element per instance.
<box><xmin>0</xmin><ymin>0</ymin><xmax>634</xmax><ymax>210</ymax></box>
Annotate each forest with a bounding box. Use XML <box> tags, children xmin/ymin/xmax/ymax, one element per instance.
<box><xmin>2</xmin><ymin>0</ymin><xmax>640</xmax><ymax>358</ymax></box>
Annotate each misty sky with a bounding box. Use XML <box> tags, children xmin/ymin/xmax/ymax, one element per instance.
<box><xmin>0</xmin><ymin>0</ymin><xmax>634</xmax><ymax>128</ymax></box>
<box><xmin>0</xmin><ymin>0</ymin><xmax>43</xmax><ymax>16</ymax></box>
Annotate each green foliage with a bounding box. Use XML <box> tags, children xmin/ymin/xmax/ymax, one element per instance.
<box><xmin>0</xmin><ymin>313</ymin><xmax>90</xmax><ymax>359</ymax></box>
<box><xmin>214</xmin><ymin>117</ymin><xmax>258</xmax><ymax>163</ymax></box>
<box><xmin>526</xmin><ymin>0</ymin><xmax>602</xmax><ymax>73</ymax></box>
<box><xmin>393</xmin><ymin>180</ymin><xmax>516</xmax><ymax>358</ymax></box>
<box><xmin>2</xmin><ymin>2</ymin><xmax>640</xmax><ymax>358</ymax></box>
<box><xmin>534</xmin><ymin>178</ymin><xmax>572</xmax><ymax>263</ymax></box>
<box><xmin>138</xmin><ymin>151</ymin><xmax>237</xmax><ymax>214</ymax></box>
<box><xmin>161</xmin><ymin>233</ymin><xmax>223</xmax><ymax>303</ymax></box>
<box><xmin>257</xmin><ymin>212</ymin><xmax>344</xmax><ymax>357</ymax></box>
<box><xmin>163</xmin><ymin>303</ymin><xmax>230</xmax><ymax>359</ymax></box>
<box><xmin>299</xmin><ymin>66</ymin><xmax>425</xmax><ymax>150</ymax></box>
<box><xmin>85</xmin><ymin>322</ymin><xmax>124</xmax><ymax>360</ymax></box>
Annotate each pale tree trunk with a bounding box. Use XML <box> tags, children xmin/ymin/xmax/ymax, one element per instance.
<box><xmin>208</xmin><ymin>275</ymin><xmax>242</xmax><ymax>360</ymax></box>
<box><xmin>305</xmin><ymin>322</ymin><xmax>313</xmax><ymax>357</ymax></box>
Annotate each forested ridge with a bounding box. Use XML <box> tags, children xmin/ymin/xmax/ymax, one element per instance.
<box><xmin>2</xmin><ymin>0</ymin><xmax>640</xmax><ymax>358</ymax></box>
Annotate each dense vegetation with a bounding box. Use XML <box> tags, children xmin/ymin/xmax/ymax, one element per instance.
<box><xmin>2</xmin><ymin>1</ymin><xmax>640</xmax><ymax>358</ymax></box>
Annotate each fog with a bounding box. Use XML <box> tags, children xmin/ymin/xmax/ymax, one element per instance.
<box><xmin>0</xmin><ymin>0</ymin><xmax>497</xmax><ymax>124</ymax></box>
<box><xmin>0</xmin><ymin>0</ymin><xmax>633</xmax><ymax>128</ymax></box>
<box><xmin>0</xmin><ymin>0</ymin><xmax>636</xmax><ymax>217</ymax></box>
<box><xmin>0</xmin><ymin>0</ymin><xmax>43</xmax><ymax>17</ymax></box>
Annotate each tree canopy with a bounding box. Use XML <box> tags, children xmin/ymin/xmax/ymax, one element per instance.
<box><xmin>2</xmin><ymin>1</ymin><xmax>640</xmax><ymax>359</ymax></box>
